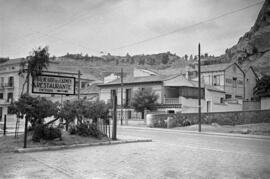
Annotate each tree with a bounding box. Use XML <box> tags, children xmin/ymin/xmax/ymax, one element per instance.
<box><xmin>19</xmin><ymin>46</ymin><xmax>50</xmax><ymax>95</ymax></box>
<box><xmin>254</xmin><ymin>75</ymin><xmax>270</xmax><ymax>97</ymax></box>
<box><xmin>57</xmin><ymin>99</ymin><xmax>110</xmax><ymax>129</ymax></box>
<box><xmin>184</xmin><ymin>54</ymin><xmax>188</xmax><ymax>61</ymax></box>
<box><xmin>131</xmin><ymin>88</ymin><xmax>159</xmax><ymax>119</ymax></box>
<box><xmin>161</xmin><ymin>54</ymin><xmax>169</xmax><ymax>64</ymax></box>
<box><xmin>10</xmin><ymin>94</ymin><xmax>58</xmax><ymax>128</ymax></box>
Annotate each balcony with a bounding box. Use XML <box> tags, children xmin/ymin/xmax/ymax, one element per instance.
<box><xmin>0</xmin><ymin>99</ymin><xmax>12</xmax><ymax>105</ymax></box>
<box><xmin>164</xmin><ymin>98</ymin><xmax>181</xmax><ymax>104</ymax></box>
<box><xmin>0</xmin><ymin>83</ymin><xmax>14</xmax><ymax>89</ymax></box>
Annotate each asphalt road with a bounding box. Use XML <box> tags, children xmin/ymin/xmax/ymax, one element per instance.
<box><xmin>1</xmin><ymin>127</ymin><xmax>270</xmax><ymax>179</ymax></box>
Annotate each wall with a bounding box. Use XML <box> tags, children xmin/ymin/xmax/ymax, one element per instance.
<box><xmin>261</xmin><ymin>97</ymin><xmax>270</xmax><ymax>110</ymax></box>
<box><xmin>245</xmin><ymin>68</ymin><xmax>257</xmax><ymax>100</ymax></box>
<box><xmin>224</xmin><ymin>64</ymin><xmax>244</xmax><ymax>99</ymax></box>
<box><xmin>243</xmin><ymin>100</ymin><xmax>260</xmax><ymax>111</ymax></box>
<box><xmin>148</xmin><ymin>110</ymin><xmax>270</xmax><ymax>128</ymax></box>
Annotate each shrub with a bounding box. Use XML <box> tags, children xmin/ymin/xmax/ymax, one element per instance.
<box><xmin>32</xmin><ymin>125</ymin><xmax>62</xmax><ymax>142</ymax></box>
<box><xmin>76</xmin><ymin>123</ymin><xmax>106</xmax><ymax>139</ymax></box>
<box><xmin>68</xmin><ymin>125</ymin><xmax>77</xmax><ymax>135</ymax></box>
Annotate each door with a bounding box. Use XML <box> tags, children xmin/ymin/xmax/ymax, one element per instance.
<box><xmin>0</xmin><ymin>107</ymin><xmax>2</xmax><ymax>121</ymax></box>
<box><xmin>207</xmin><ymin>101</ymin><xmax>211</xmax><ymax>112</ymax></box>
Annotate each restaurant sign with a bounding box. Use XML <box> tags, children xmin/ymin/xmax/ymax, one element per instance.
<box><xmin>32</xmin><ymin>75</ymin><xmax>75</xmax><ymax>95</ymax></box>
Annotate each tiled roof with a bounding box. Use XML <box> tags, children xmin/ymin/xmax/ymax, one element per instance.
<box><xmin>188</xmin><ymin>63</ymin><xmax>233</xmax><ymax>73</ymax></box>
<box><xmin>200</xmin><ymin>63</ymin><xmax>233</xmax><ymax>72</ymax></box>
<box><xmin>99</xmin><ymin>74</ymin><xmax>178</xmax><ymax>86</ymax></box>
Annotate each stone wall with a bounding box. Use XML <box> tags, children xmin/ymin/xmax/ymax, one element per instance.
<box><xmin>147</xmin><ymin>110</ymin><xmax>270</xmax><ymax>128</ymax></box>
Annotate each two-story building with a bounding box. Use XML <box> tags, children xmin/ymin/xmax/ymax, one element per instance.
<box><xmin>187</xmin><ymin>63</ymin><xmax>258</xmax><ymax>101</ymax></box>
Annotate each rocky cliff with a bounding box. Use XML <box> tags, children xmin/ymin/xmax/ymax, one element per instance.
<box><xmin>225</xmin><ymin>0</ymin><xmax>270</xmax><ymax>75</ymax></box>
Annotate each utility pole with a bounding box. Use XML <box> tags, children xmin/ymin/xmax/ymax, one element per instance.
<box><xmin>112</xmin><ymin>90</ymin><xmax>117</xmax><ymax>140</ymax></box>
<box><xmin>120</xmin><ymin>68</ymin><xmax>123</xmax><ymax>125</ymax></box>
<box><xmin>78</xmin><ymin>70</ymin><xmax>81</xmax><ymax>100</ymax></box>
<box><xmin>198</xmin><ymin>43</ymin><xmax>202</xmax><ymax>132</ymax></box>
<box><xmin>24</xmin><ymin>76</ymin><xmax>30</xmax><ymax>148</ymax></box>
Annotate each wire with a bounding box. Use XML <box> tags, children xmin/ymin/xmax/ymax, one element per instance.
<box><xmin>110</xmin><ymin>1</ymin><xmax>264</xmax><ymax>51</ymax></box>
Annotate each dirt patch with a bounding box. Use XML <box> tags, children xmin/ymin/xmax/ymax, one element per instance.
<box><xmin>0</xmin><ymin>131</ymin><xmax>109</xmax><ymax>153</ymax></box>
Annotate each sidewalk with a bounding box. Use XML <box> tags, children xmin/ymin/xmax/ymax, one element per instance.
<box><xmin>118</xmin><ymin>125</ymin><xmax>270</xmax><ymax>140</ymax></box>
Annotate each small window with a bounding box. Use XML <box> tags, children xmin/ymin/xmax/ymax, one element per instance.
<box><xmin>220</xmin><ymin>97</ymin><xmax>224</xmax><ymax>103</ymax></box>
<box><xmin>0</xmin><ymin>93</ymin><xmax>3</xmax><ymax>99</ymax></box>
<box><xmin>232</xmin><ymin>77</ymin><xmax>237</xmax><ymax>88</ymax></box>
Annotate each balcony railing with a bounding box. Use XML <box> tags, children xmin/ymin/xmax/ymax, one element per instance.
<box><xmin>164</xmin><ymin>98</ymin><xmax>181</xmax><ymax>104</ymax></box>
<box><xmin>0</xmin><ymin>83</ymin><xmax>14</xmax><ymax>89</ymax></box>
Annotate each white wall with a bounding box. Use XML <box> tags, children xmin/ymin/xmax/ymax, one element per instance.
<box><xmin>261</xmin><ymin>97</ymin><xmax>270</xmax><ymax>110</ymax></box>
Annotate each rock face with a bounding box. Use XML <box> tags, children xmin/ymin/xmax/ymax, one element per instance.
<box><xmin>225</xmin><ymin>0</ymin><xmax>270</xmax><ymax>74</ymax></box>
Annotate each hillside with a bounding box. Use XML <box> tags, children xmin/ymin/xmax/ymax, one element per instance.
<box><xmin>224</xmin><ymin>0</ymin><xmax>270</xmax><ymax>75</ymax></box>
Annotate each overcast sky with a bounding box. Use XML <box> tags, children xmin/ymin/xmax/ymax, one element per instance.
<box><xmin>0</xmin><ymin>0</ymin><xmax>263</xmax><ymax>58</ymax></box>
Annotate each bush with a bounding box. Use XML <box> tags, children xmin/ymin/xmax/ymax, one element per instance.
<box><xmin>32</xmin><ymin>125</ymin><xmax>62</xmax><ymax>142</ymax></box>
<box><xmin>68</xmin><ymin>125</ymin><xmax>77</xmax><ymax>135</ymax></box>
<box><xmin>76</xmin><ymin>123</ymin><xmax>106</xmax><ymax>139</ymax></box>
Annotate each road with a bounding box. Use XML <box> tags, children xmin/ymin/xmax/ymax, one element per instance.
<box><xmin>1</xmin><ymin>127</ymin><xmax>270</xmax><ymax>178</ymax></box>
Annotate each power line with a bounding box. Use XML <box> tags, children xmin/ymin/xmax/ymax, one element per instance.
<box><xmin>110</xmin><ymin>1</ymin><xmax>264</xmax><ymax>51</ymax></box>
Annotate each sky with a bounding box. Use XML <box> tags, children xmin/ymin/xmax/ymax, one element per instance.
<box><xmin>0</xmin><ymin>0</ymin><xmax>264</xmax><ymax>58</ymax></box>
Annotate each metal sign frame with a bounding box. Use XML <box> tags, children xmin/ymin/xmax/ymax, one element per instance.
<box><xmin>32</xmin><ymin>74</ymin><xmax>76</xmax><ymax>95</ymax></box>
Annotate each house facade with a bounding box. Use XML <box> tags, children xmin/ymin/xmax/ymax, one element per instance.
<box><xmin>187</xmin><ymin>63</ymin><xmax>257</xmax><ymax>101</ymax></box>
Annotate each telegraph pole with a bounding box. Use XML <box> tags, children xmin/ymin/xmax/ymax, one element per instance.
<box><xmin>23</xmin><ymin>76</ymin><xmax>30</xmax><ymax>148</ymax></box>
<box><xmin>112</xmin><ymin>90</ymin><xmax>117</xmax><ymax>140</ymax></box>
<box><xmin>120</xmin><ymin>68</ymin><xmax>123</xmax><ymax>125</ymax></box>
<box><xmin>198</xmin><ymin>43</ymin><xmax>202</xmax><ymax>132</ymax></box>
<box><xmin>78</xmin><ymin>70</ymin><xmax>81</xmax><ymax>100</ymax></box>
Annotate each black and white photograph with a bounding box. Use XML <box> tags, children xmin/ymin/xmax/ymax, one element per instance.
<box><xmin>0</xmin><ymin>0</ymin><xmax>270</xmax><ymax>178</ymax></box>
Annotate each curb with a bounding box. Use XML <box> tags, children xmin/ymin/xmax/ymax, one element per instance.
<box><xmin>15</xmin><ymin>138</ymin><xmax>152</xmax><ymax>153</ymax></box>
<box><xmin>118</xmin><ymin>125</ymin><xmax>270</xmax><ymax>140</ymax></box>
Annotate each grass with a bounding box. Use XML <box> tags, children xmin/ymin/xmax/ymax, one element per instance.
<box><xmin>0</xmin><ymin>131</ymin><xmax>109</xmax><ymax>153</ymax></box>
<box><xmin>175</xmin><ymin>123</ymin><xmax>270</xmax><ymax>136</ymax></box>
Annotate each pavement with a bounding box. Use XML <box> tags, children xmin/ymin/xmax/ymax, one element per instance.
<box><xmin>1</xmin><ymin>126</ymin><xmax>270</xmax><ymax>178</ymax></box>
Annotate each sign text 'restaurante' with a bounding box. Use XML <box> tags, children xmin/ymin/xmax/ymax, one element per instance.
<box><xmin>33</xmin><ymin>75</ymin><xmax>75</xmax><ymax>94</ymax></box>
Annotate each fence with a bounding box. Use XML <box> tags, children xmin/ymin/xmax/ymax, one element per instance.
<box><xmin>147</xmin><ymin>109</ymin><xmax>270</xmax><ymax>128</ymax></box>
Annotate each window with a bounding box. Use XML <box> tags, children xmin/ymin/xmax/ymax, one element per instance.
<box><xmin>81</xmin><ymin>82</ymin><xmax>87</xmax><ymax>89</ymax></box>
<box><xmin>0</xmin><ymin>77</ymin><xmax>4</xmax><ymax>87</ymax></box>
<box><xmin>7</xmin><ymin>93</ymin><xmax>13</xmax><ymax>103</ymax></box>
<box><xmin>225</xmin><ymin>94</ymin><xmax>232</xmax><ymax>99</ymax></box>
<box><xmin>7</xmin><ymin>106</ymin><xmax>13</xmax><ymax>114</ymax></box>
<box><xmin>213</xmin><ymin>75</ymin><xmax>220</xmax><ymax>86</ymax></box>
<box><xmin>220</xmin><ymin>97</ymin><xmax>224</xmax><ymax>103</ymax></box>
<box><xmin>8</xmin><ymin>76</ymin><xmax>14</xmax><ymax>87</ymax></box>
<box><xmin>232</xmin><ymin>77</ymin><xmax>237</xmax><ymax>88</ymax></box>
<box><xmin>0</xmin><ymin>93</ymin><xmax>3</xmax><ymax>99</ymax></box>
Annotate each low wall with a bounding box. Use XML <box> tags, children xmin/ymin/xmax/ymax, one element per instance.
<box><xmin>147</xmin><ymin>110</ymin><xmax>270</xmax><ymax>128</ymax></box>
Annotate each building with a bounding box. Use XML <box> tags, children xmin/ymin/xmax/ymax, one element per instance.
<box><xmin>98</xmin><ymin>70</ymin><xmax>241</xmax><ymax>119</ymax></box>
<box><xmin>187</xmin><ymin>63</ymin><xmax>258</xmax><ymax>101</ymax></box>
<box><xmin>0</xmin><ymin>58</ymin><xmax>99</xmax><ymax>123</ymax></box>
